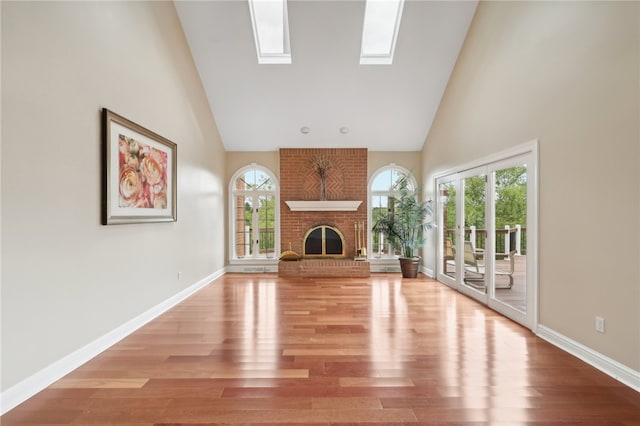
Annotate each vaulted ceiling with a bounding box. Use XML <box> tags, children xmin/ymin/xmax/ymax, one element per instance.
<box><xmin>175</xmin><ymin>1</ymin><xmax>477</xmax><ymax>151</ymax></box>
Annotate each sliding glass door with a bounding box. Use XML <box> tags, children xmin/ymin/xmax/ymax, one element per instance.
<box><xmin>435</xmin><ymin>147</ymin><xmax>536</xmax><ymax>329</ymax></box>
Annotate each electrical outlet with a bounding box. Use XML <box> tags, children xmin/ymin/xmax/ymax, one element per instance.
<box><xmin>595</xmin><ymin>316</ymin><xmax>605</xmax><ymax>333</ymax></box>
<box><xmin>178</xmin><ymin>272</ymin><xmax>182</xmax><ymax>281</ymax></box>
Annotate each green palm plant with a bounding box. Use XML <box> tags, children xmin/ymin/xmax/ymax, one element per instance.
<box><xmin>372</xmin><ymin>174</ymin><xmax>434</xmax><ymax>260</ymax></box>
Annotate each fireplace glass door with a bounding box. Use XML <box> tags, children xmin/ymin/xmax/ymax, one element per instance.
<box><xmin>303</xmin><ymin>225</ymin><xmax>346</xmax><ymax>258</ymax></box>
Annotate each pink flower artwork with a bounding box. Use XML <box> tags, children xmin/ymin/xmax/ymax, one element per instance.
<box><xmin>118</xmin><ymin>134</ymin><xmax>168</xmax><ymax>209</ymax></box>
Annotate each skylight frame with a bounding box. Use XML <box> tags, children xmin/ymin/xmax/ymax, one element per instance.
<box><xmin>360</xmin><ymin>0</ymin><xmax>405</xmax><ymax>65</ymax></box>
<box><xmin>248</xmin><ymin>0</ymin><xmax>292</xmax><ymax>65</ymax></box>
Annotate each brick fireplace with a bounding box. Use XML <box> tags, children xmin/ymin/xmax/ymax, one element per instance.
<box><xmin>279</xmin><ymin>148</ymin><xmax>369</xmax><ymax>277</ymax></box>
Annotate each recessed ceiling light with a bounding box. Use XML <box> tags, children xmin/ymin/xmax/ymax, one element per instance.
<box><xmin>300</xmin><ymin>126</ymin><xmax>310</xmax><ymax>134</ymax></box>
<box><xmin>248</xmin><ymin>0</ymin><xmax>292</xmax><ymax>64</ymax></box>
<box><xmin>360</xmin><ymin>0</ymin><xmax>404</xmax><ymax>65</ymax></box>
<box><xmin>339</xmin><ymin>127</ymin><xmax>349</xmax><ymax>134</ymax></box>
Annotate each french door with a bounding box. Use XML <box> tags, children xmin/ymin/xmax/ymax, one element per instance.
<box><xmin>436</xmin><ymin>149</ymin><xmax>536</xmax><ymax>329</ymax></box>
<box><xmin>235</xmin><ymin>194</ymin><xmax>276</xmax><ymax>259</ymax></box>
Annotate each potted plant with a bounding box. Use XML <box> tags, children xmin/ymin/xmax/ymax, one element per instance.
<box><xmin>372</xmin><ymin>174</ymin><xmax>434</xmax><ymax>278</ymax></box>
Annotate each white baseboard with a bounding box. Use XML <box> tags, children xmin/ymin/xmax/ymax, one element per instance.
<box><xmin>420</xmin><ymin>265</ymin><xmax>435</xmax><ymax>278</ymax></box>
<box><xmin>537</xmin><ymin>325</ymin><xmax>640</xmax><ymax>392</ymax></box>
<box><xmin>0</xmin><ymin>268</ymin><xmax>225</xmax><ymax>415</ymax></box>
<box><xmin>370</xmin><ymin>265</ymin><xmax>401</xmax><ymax>273</ymax></box>
<box><xmin>225</xmin><ymin>264</ymin><xmax>278</xmax><ymax>273</ymax></box>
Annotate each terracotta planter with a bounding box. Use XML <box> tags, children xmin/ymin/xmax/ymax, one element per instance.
<box><xmin>399</xmin><ymin>256</ymin><xmax>421</xmax><ymax>278</ymax></box>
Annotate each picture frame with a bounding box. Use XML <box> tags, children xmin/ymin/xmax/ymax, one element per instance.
<box><xmin>101</xmin><ymin>108</ymin><xmax>177</xmax><ymax>225</ymax></box>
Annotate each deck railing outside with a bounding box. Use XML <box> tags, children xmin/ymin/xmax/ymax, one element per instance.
<box><xmin>445</xmin><ymin>225</ymin><xmax>526</xmax><ymax>257</ymax></box>
<box><xmin>236</xmin><ymin>226</ymin><xmax>276</xmax><ymax>258</ymax></box>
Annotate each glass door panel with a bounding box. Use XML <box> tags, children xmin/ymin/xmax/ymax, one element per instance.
<box><xmin>461</xmin><ymin>172</ymin><xmax>488</xmax><ymax>299</ymax></box>
<box><xmin>371</xmin><ymin>194</ymin><xmax>402</xmax><ymax>258</ymax></box>
<box><xmin>437</xmin><ymin>179</ymin><xmax>457</xmax><ymax>286</ymax></box>
<box><xmin>235</xmin><ymin>196</ymin><xmax>254</xmax><ymax>258</ymax></box>
<box><xmin>371</xmin><ymin>194</ymin><xmax>389</xmax><ymax>258</ymax></box>
<box><xmin>489</xmin><ymin>160</ymin><xmax>530</xmax><ymax>325</ymax></box>
<box><xmin>258</xmin><ymin>195</ymin><xmax>276</xmax><ymax>259</ymax></box>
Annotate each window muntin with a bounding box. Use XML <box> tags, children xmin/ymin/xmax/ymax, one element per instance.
<box><xmin>371</xmin><ymin>168</ymin><xmax>414</xmax><ymax>192</ymax></box>
<box><xmin>235</xmin><ymin>168</ymin><xmax>274</xmax><ymax>191</ymax></box>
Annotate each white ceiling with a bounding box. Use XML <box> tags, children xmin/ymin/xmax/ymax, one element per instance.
<box><xmin>175</xmin><ymin>0</ymin><xmax>477</xmax><ymax>152</ymax></box>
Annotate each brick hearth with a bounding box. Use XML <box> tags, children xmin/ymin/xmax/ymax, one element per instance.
<box><xmin>278</xmin><ymin>259</ymin><xmax>370</xmax><ymax>278</ymax></box>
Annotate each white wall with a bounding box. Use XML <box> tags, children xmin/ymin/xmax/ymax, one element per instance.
<box><xmin>1</xmin><ymin>1</ymin><xmax>226</xmax><ymax>392</ymax></box>
<box><xmin>422</xmin><ymin>1</ymin><xmax>639</xmax><ymax>371</ymax></box>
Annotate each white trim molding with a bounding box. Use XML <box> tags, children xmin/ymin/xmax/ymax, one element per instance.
<box><xmin>537</xmin><ymin>325</ymin><xmax>640</xmax><ymax>392</ymax></box>
<box><xmin>0</xmin><ymin>269</ymin><xmax>225</xmax><ymax>415</ymax></box>
<box><xmin>420</xmin><ymin>265</ymin><xmax>435</xmax><ymax>278</ymax></box>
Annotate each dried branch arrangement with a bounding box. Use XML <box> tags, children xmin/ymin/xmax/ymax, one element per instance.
<box><xmin>309</xmin><ymin>154</ymin><xmax>333</xmax><ymax>200</ymax></box>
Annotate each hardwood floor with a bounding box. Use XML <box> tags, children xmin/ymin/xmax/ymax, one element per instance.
<box><xmin>3</xmin><ymin>273</ymin><xmax>639</xmax><ymax>425</ymax></box>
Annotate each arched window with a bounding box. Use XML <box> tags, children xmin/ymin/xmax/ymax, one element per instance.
<box><xmin>229</xmin><ymin>164</ymin><xmax>279</xmax><ymax>260</ymax></box>
<box><xmin>369</xmin><ymin>165</ymin><xmax>415</xmax><ymax>258</ymax></box>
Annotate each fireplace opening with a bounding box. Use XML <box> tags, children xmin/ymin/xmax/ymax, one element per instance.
<box><xmin>303</xmin><ymin>225</ymin><xmax>346</xmax><ymax>258</ymax></box>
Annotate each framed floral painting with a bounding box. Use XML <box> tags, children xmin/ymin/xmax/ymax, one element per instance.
<box><xmin>101</xmin><ymin>108</ymin><xmax>177</xmax><ymax>224</ymax></box>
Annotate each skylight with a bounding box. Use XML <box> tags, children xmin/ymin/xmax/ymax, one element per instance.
<box><xmin>360</xmin><ymin>0</ymin><xmax>404</xmax><ymax>65</ymax></box>
<box><xmin>248</xmin><ymin>0</ymin><xmax>291</xmax><ymax>64</ymax></box>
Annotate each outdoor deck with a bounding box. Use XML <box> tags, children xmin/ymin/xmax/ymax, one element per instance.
<box><xmin>444</xmin><ymin>254</ymin><xmax>527</xmax><ymax>312</ymax></box>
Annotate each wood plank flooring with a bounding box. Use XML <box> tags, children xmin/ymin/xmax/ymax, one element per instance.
<box><xmin>3</xmin><ymin>273</ymin><xmax>639</xmax><ymax>425</ymax></box>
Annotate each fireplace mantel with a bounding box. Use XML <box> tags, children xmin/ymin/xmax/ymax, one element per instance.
<box><xmin>285</xmin><ymin>200</ymin><xmax>362</xmax><ymax>212</ymax></box>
